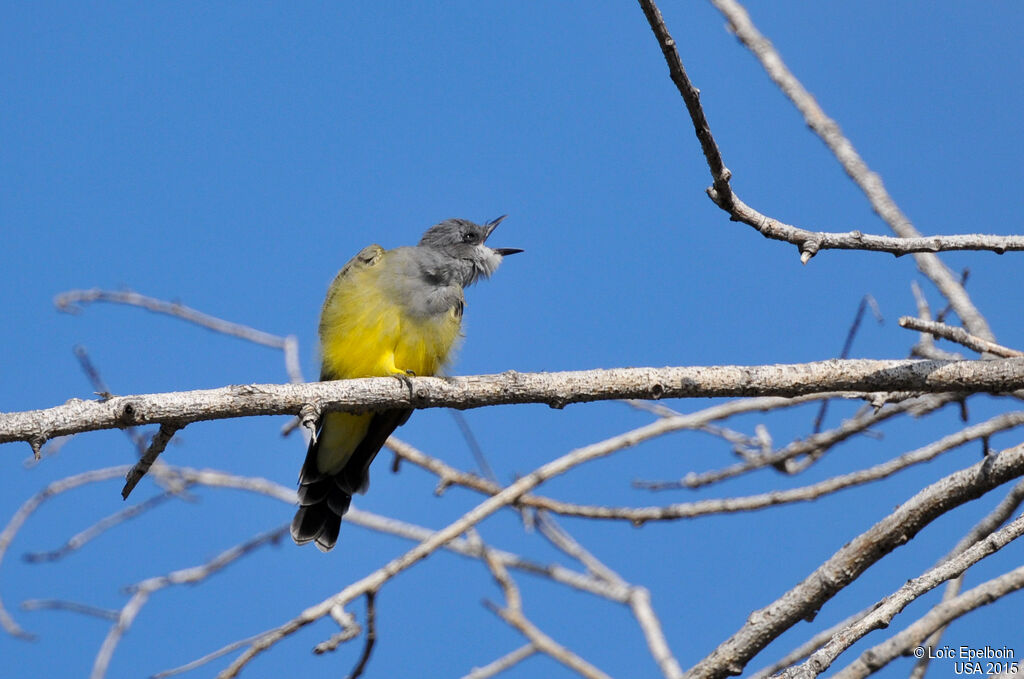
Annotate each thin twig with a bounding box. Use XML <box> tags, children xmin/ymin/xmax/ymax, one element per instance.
<box><xmin>705</xmin><ymin>0</ymin><xmax>997</xmax><ymax>341</ymax></box>
<box><xmin>686</xmin><ymin>442</ymin><xmax>1024</xmax><ymax>679</ymax></box>
<box><xmin>343</xmin><ymin>592</ymin><xmax>377</xmax><ymax>679</ymax></box>
<box><xmin>899</xmin><ymin>316</ymin><xmax>1024</xmax><ymax>358</ymax></box>
<box><xmin>812</xmin><ymin>296</ymin><xmax>883</xmax><ymax>433</ymax></box>
<box><xmin>0</xmin><ymin>466</ymin><xmax>132</xmax><ymax>639</ymax></box>
<box><xmin>908</xmin><ymin>281</ymin><xmax>962</xmax><ymax>361</ymax></box>
<box><xmin>55</xmin><ymin>288</ymin><xmax>305</xmax><ymax>383</ymax></box>
<box><xmin>747</xmin><ymin>607</ymin><xmax>874</xmax><ymax>679</ymax></box>
<box><xmin>654</xmin><ymin>394</ymin><xmax>954</xmax><ymax>490</ymax></box>
<box><xmin>831</xmin><ymin>563</ymin><xmax>1024</xmax><ymax>679</ymax></box>
<box><xmin>23</xmin><ymin>490</ymin><xmax>180</xmax><ymax>563</ymax></box>
<box><xmin>909</xmin><ymin>478</ymin><xmax>1024</xmax><ymax>679</ymax></box>
<box><xmin>213</xmin><ymin>416</ymin><xmax>691</xmax><ymax>678</ymax></box>
<box><xmin>152</xmin><ymin>631</ymin><xmax>276</xmax><ymax>679</ymax></box>
<box><xmin>482</xmin><ymin>549</ymin><xmax>613</xmax><ymax>679</ymax></box>
<box><xmin>781</xmin><ymin>512</ymin><xmax>1024</xmax><ymax>677</ymax></box>
<box><xmin>122</xmin><ymin>423</ymin><xmax>182</xmax><ymax>499</ymax></box>
<box><xmin>396</xmin><ymin>412</ymin><xmax>1024</xmax><ymax>523</ymax></box>
<box><xmin>20</xmin><ymin>599</ymin><xmax>120</xmax><ymax>621</ymax></box>
<box><xmin>461</xmin><ymin>644</ymin><xmax>537</xmax><ymax>679</ymax></box>
<box><xmin>90</xmin><ymin>525</ymin><xmax>288</xmax><ymax>679</ymax></box>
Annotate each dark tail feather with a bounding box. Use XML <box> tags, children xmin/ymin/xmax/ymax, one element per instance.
<box><xmin>291</xmin><ymin>435</ymin><xmax>351</xmax><ymax>552</ymax></box>
<box><xmin>291</xmin><ymin>408</ymin><xmax>413</xmax><ymax>552</ymax></box>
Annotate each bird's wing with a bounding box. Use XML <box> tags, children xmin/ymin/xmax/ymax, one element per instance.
<box><xmin>318</xmin><ymin>243</ymin><xmax>385</xmax><ymax>380</ymax></box>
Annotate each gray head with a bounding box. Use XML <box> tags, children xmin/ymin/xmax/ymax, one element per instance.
<box><xmin>418</xmin><ymin>216</ymin><xmax>522</xmax><ymax>287</ymax></box>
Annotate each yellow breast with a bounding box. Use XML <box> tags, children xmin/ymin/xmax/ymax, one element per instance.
<box><xmin>319</xmin><ymin>258</ymin><xmax>463</xmax><ymax>379</ymax></box>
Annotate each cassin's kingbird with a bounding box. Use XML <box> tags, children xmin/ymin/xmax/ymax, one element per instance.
<box><xmin>291</xmin><ymin>216</ymin><xmax>522</xmax><ymax>551</ymax></box>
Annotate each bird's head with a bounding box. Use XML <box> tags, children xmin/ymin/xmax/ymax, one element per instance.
<box><xmin>419</xmin><ymin>216</ymin><xmax>522</xmax><ymax>286</ymax></box>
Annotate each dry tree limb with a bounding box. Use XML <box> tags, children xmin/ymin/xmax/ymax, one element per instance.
<box><xmin>90</xmin><ymin>525</ymin><xmax>288</xmax><ymax>679</ymax></box>
<box><xmin>899</xmin><ymin>317</ymin><xmax>1024</xmax><ymax>358</ymax></box>
<box><xmin>312</xmin><ymin>604</ymin><xmax>362</xmax><ymax>654</ymax></box>
<box><xmin>0</xmin><ymin>466</ymin><xmax>132</xmax><ymax>639</ymax></box>
<box><xmin>152</xmin><ymin>631</ymin><xmax>277</xmax><ymax>679</ymax></box>
<box><xmin>687</xmin><ymin>442</ymin><xmax>1024</xmax><ymax>679</ymax></box>
<box><xmin>909</xmin><ymin>478</ymin><xmax>1024</xmax><ymax>679</ymax></box>
<box><xmin>5</xmin><ymin>359</ymin><xmax>1024</xmax><ymax>451</ymax></box>
<box><xmin>393</xmin><ymin>413</ymin><xmax>1024</xmax><ymax>523</ymax></box>
<box><xmin>830</xmin><ymin>563</ymin><xmax>1024</xmax><ymax>679</ymax></box>
<box><xmin>211</xmin><ymin>414</ymin><xmax>706</xmax><ymax>678</ymax></box>
<box><xmin>651</xmin><ymin>393</ymin><xmax>956</xmax><ymax>490</ymax></box>
<box><xmin>341</xmin><ymin>592</ymin><xmax>376</xmax><ymax>679</ymax></box>
<box><xmin>121</xmin><ymin>423</ymin><xmax>181</xmax><ymax>499</ymax></box>
<box><xmin>637</xmin><ymin>0</ymin><xmax>1024</xmax><ymax>273</ymax></box>
<box><xmin>22</xmin><ymin>489</ymin><xmax>179</xmax><ymax>563</ymax></box>
<box><xmin>530</xmin><ymin>513</ymin><xmax>683</xmax><ymax>678</ymax></box>
<box><xmin>908</xmin><ymin>282</ymin><xmax>962</xmax><ymax>361</ymax></box>
<box><xmin>1</xmin><ymin>463</ymin><xmax>627</xmax><ymax>653</ymax></box>
<box><xmin>747</xmin><ymin>607</ymin><xmax>874</xmax><ymax>679</ymax></box>
<box><xmin>780</xmin><ymin>510</ymin><xmax>1024</xmax><ymax>677</ymax></box>
<box><xmin>704</xmin><ymin>0</ymin><xmax>998</xmax><ymax>342</ymax></box>
<box><xmin>461</xmin><ymin>644</ymin><xmax>537</xmax><ymax>679</ymax></box>
<box><xmin>20</xmin><ymin>599</ymin><xmax>120</xmax><ymax>621</ymax></box>
<box><xmin>482</xmin><ymin>549</ymin><xmax>612</xmax><ymax>679</ymax></box>
<box><xmin>55</xmin><ymin>288</ymin><xmax>305</xmax><ymax>384</ymax></box>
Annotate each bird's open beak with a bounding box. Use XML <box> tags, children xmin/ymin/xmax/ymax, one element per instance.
<box><xmin>484</xmin><ymin>215</ymin><xmax>523</xmax><ymax>256</ymax></box>
<box><xmin>483</xmin><ymin>214</ymin><xmax>508</xmax><ymax>239</ymax></box>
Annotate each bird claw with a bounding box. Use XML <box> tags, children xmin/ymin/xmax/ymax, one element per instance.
<box><xmin>393</xmin><ymin>371</ymin><xmax>416</xmax><ymax>400</ymax></box>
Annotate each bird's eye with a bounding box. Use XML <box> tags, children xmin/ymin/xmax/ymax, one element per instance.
<box><xmin>462</xmin><ymin>232</ymin><xmax>476</xmax><ymax>243</ymax></box>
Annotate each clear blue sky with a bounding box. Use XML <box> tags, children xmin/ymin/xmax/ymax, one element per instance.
<box><xmin>2</xmin><ymin>2</ymin><xmax>1023</xmax><ymax>677</ymax></box>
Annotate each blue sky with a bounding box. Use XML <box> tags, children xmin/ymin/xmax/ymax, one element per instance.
<box><xmin>2</xmin><ymin>2</ymin><xmax>1023</xmax><ymax>678</ymax></box>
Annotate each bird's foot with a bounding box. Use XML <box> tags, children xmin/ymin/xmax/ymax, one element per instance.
<box><xmin>392</xmin><ymin>370</ymin><xmax>417</xmax><ymax>401</ymax></box>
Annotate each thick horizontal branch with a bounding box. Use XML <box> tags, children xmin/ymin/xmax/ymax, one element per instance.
<box><xmin>3</xmin><ymin>359</ymin><xmax>1024</xmax><ymax>448</ymax></box>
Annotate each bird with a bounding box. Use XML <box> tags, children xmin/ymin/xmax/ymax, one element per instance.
<box><xmin>291</xmin><ymin>216</ymin><xmax>522</xmax><ymax>551</ymax></box>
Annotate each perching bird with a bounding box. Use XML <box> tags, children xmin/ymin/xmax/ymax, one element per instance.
<box><xmin>291</xmin><ymin>216</ymin><xmax>522</xmax><ymax>551</ymax></box>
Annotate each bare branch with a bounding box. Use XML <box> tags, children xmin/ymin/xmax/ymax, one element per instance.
<box><xmin>910</xmin><ymin>478</ymin><xmax>1024</xmax><ymax>679</ymax></box>
<box><xmin>0</xmin><ymin>466</ymin><xmax>132</xmax><ymax>639</ymax></box>
<box><xmin>212</xmin><ymin>415</ymin><xmax>691</xmax><ymax>677</ymax></box>
<box><xmin>711</xmin><ymin>190</ymin><xmax>1024</xmax><ymax>259</ymax></box>
<box><xmin>781</xmin><ymin>511</ymin><xmax>1024</xmax><ymax>677</ymax></box>
<box><xmin>747</xmin><ymin>607</ymin><xmax>874</xmax><ymax>679</ymax></box>
<box><xmin>54</xmin><ymin>288</ymin><xmax>305</xmax><ymax>383</ymax></box>
<box><xmin>90</xmin><ymin>525</ymin><xmax>287</xmax><ymax>679</ymax></box>
<box><xmin>152</xmin><ymin>631</ymin><xmax>275</xmax><ymax>679</ymax></box>
<box><xmin>482</xmin><ymin>549</ymin><xmax>612</xmax><ymax>679</ymax></box>
<box><xmin>628</xmin><ymin>587</ymin><xmax>684</xmax><ymax>679</ymax></box>
<box><xmin>4</xmin><ymin>360</ymin><xmax>1024</xmax><ymax>450</ymax></box>
<box><xmin>705</xmin><ymin>0</ymin><xmax>996</xmax><ymax>341</ymax></box>
<box><xmin>312</xmin><ymin>605</ymin><xmax>361</xmax><ymax>655</ymax></box>
<box><xmin>636</xmin><ymin>0</ymin><xmax>731</xmax><ymax>199</ymax></box>
<box><xmin>55</xmin><ymin>288</ymin><xmax>292</xmax><ymax>350</ymax></box>
<box><xmin>687</xmin><ymin>442</ymin><xmax>1024</xmax><ymax>679</ymax></box>
<box><xmin>343</xmin><ymin>592</ymin><xmax>376</xmax><ymax>679</ymax></box>
<box><xmin>654</xmin><ymin>393</ymin><xmax>955</xmax><ymax>489</ymax></box>
<box><xmin>461</xmin><ymin>644</ymin><xmax>537</xmax><ymax>679</ymax></box>
<box><xmin>397</xmin><ymin>412</ymin><xmax>1024</xmax><ymax>523</ymax></box>
<box><xmin>121</xmin><ymin>423</ymin><xmax>181</xmax><ymax>499</ymax></box>
<box><xmin>899</xmin><ymin>316</ymin><xmax>1024</xmax><ymax>358</ymax></box>
<box><xmin>908</xmin><ymin>282</ymin><xmax>962</xmax><ymax>361</ymax></box>
<box><xmin>22</xmin><ymin>490</ymin><xmax>178</xmax><ymax>563</ymax></box>
<box><xmin>20</xmin><ymin>599</ymin><xmax>120</xmax><ymax>621</ymax></box>
<box><xmin>831</xmin><ymin>563</ymin><xmax>1024</xmax><ymax>679</ymax></box>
